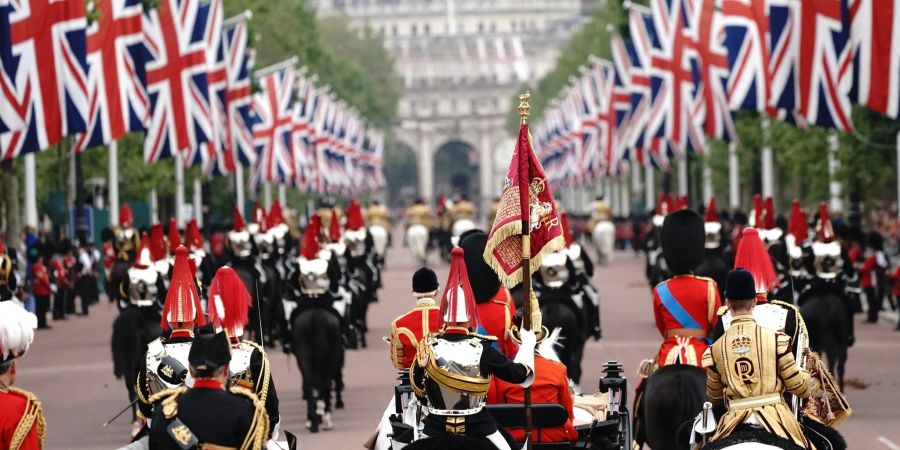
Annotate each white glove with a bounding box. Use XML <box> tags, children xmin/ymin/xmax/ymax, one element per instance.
<box><xmin>513</xmin><ymin>329</ymin><xmax>537</xmax><ymax>388</ymax></box>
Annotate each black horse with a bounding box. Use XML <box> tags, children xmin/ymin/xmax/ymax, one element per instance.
<box><xmin>292</xmin><ymin>303</ymin><xmax>343</xmax><ymax>432</ymax></box>
<box><xmin>538</xmin><ymin>295</ymin><xmax>587</xmax><ymax>386</ymax></box>
<box><xmin>639</xmin><ymin>364</ymin><xmax>706</xmax><ymax>450</ymax></box>
<box><xmin>110</xmin><ymin>305</ymin><xmax>162</xmax><ymax>421</ymax></box>
<box><xmin>799</xmin><ymin>284</ymin><xmax>851</xmax><ymax>391</ymax></box>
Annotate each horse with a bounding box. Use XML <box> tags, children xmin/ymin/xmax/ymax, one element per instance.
<box><xmin>406</xmin><ymin>224</ymin><xmax>430</xmax><ymax>266</ymax></box>
<box><xmin>592</xmin><ymin>220</ymin><xmax>616</xmax><ymax>265</ymax></box>
<box><xmin>292</xmin><ymin>304</ymin><xmax>344</xmax><ymax>432</ymax></box>
<box><xmin>799</xmin><ymin>287</ymin><xmax>850</xmax><ymax>391</ymax></box>
<box><xmin>368</xmin><ymin>224</ymin><xmax>390</xmax><ymax>268</ymax></box>
<box><xmin>538</xmin><ymin>294</ymin><xmax>587</xmax><ymax>386</ymax></box>
<box><xmin>110</xmin><ymin>305</ymin><xmax>161</xmax><ymax>423</ymax></box>
<box><xmin>451</xmin><ymin>218</ymin><xmax>477</xmax><ymax>247</ymax></box>
<box><xmin>639</xmin><ymin>364</ymin><xmax>707</xmax><ymax>450</ymax></box>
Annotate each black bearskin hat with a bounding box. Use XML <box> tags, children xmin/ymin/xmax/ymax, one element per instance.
<box><xmin>459</xmin><ymin>231</ymin><xmax>502</xmax><ymax>304</ymax></box>
<box><xmin>661</xmin><ymin>209</ymin><xmax>705</xmax><ymax>274</ymax></box>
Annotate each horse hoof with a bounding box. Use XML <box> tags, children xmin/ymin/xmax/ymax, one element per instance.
<box><xmin>336</xmin><ymin>399</ymin><xmax>345</xmax><ymax>409</ymax></box>
<box><xmin>322</xmin><ymin>413</ymin><xmax>333</xmax><ymax>430</ymax></box>
<box><xmin>306</xmin><ymin>420</ymin><xmax>319</xmax><ymax>433</ymax></box>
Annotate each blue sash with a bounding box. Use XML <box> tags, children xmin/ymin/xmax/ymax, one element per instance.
<box><xmin>656</xmin><ymin>281</ymin><xmax>702</xmax><ymax>330</ymax></box>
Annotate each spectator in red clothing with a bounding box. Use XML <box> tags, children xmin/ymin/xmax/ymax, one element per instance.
<box><xmin>488</xmin><ymin>342</ymin><xmax>577</xmax><ymax>443</ymax></box>
<box><xmin>859</xmin><ymin>232</ymin><xmax>888</xmax><ymax>323</ymax></box>
<box><xmin>49</xmin><ymin>255</ymin><xmax>68</xmax><ymax>320</ymax></box>
<box><xmin>31</xmin><ymin>256</ymin><xmax>52</xmax><ymax>329</ymax></box>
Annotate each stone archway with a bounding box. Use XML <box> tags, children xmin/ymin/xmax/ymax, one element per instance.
<box><xmin>433</xmin><ymin>139</ymin><xmax>480</xmax><ymax>204</ymax></box>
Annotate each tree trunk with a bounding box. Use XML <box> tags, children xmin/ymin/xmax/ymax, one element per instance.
<box><xmin>2</xmin><ymin>159</ymin><xmax>20</xmax><ymax>247</ymax></box>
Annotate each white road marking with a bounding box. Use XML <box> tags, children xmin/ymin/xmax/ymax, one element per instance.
<box><xmin>878</xmin><ymin>436</ymin><xmax>900</xmax><ymax>450</ymax></box>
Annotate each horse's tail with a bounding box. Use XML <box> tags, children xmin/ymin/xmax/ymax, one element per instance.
<box><xmin>111</xmin><ymin>308</ymin><xmax>144</xmax><ymax>380</ymax></box>
<box><xmin>644</xmin><ymin>365</ymin><xmax>706</xmax><ymax>450</ymax></box>
<box><xmin>311</xmin><ymin>309</ymin><xmax>341</xmax><ymax>402</ymax></box>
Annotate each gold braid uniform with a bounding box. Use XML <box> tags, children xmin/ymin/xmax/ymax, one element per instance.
<box><xmin>2</xmin><ymin>386</ymin><xmax>47</xmax><ymax>450</ymax></box>
<box><xmin>366</xmin><ymin>205</ymin><xmax>391</xmax><ymax>229</ymax></box>
<box><xmin>587</xmin><ymin>201</ymin><xmax>612</xmax><ymax>230</ymax></box>
<box><xmin>703</xmin><ymin>315</ymin><xmax>814</xmax><ymax>449</ymax></box>
<box><xmin>405</xmin><ymin>204</ymin><xmax>433</xmax><ymax>229</ymax></box>
<box><xmin>450</xmin><ymin>201</ymin><xmax>475</xmax><ymax>222</ymax></box>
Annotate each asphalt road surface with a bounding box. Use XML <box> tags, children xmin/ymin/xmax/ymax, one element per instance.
<box><xmin>16</xmin><ymin>243</ymin><xmax>900</xmax><ymax>449</ymax></box>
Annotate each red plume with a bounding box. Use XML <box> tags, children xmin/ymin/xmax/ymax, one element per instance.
<box><xmin>167</xmin><ymin>218</ymin><xmax>181</xmax><ymax>254</ymax></box>
<box><xmin>233</xmin><ymin>207</ymin><xmax>246</xmax><ymax>232</ymax></box>
<box><xmin>705</xmin><ymin>197</ymin><xmax>719</xmax><ymax>222</ymax></box>
<box><xmin>656</xmin><ymin>193</ymin><xmax>671</xmax><ymax>216</ymax></box>
<box><xmin>764</xmin><ymin>197</ymin><xmax>776</xmax><ymax>229</ymax></box>
<box><xmin>345</xmin><ymin>199</ymin><xmax>365</xmax><ymax>231</ymax></box>
<box><xmin>560</xmin><ymin>212</ymin><xmax>574</xmax><ymax>246</ymax></box>
<box><xmin>301</xmin><ymin>214</ymin><xmax>322</xmax><ymax>260</ymax></box>
<box><xmin>253</xmin><ymin>202</ymin><xmax>266</xmax><ymax>225</ymax></box>
<box><xmin>676</xmin><ymin>196</ymin><xmax>688</xmax><ymax>211</ymax></box>
<box><xmin>789</xmin><ymin>199</ymin><xmax>809</xmax><ymax>242</ymax></box>
<box><xmin>437</xmin><ymin>247</ymin><xmax>481</xmax><ymax>330</ymax></box>
<box><xmin>186</xmin><ymin>219</ymin><xmax>204</xmax><ymax>250</ymax></box>
<box><xmin>149</xmin><ymin>224</ymin><xmax>166</xmax><ymax>261</ymax></box>
<box><xmin>134</xmin><ymin>232</ymin><xmax>153</xmax><ymax>269</ymax></box>
<box><xmin>817</xmin><ymin>202</ymin><xmax>835</xmax><ymax>243</ymax></box>
<box><xmin>329</xmin><ymin>209</ymin><xmax>341</xmax><ymax>242</ymax></box>
<box><xmin>161</xmin><ymin>245</ymin><xmax>205</xmax><ymax>330</ymax></box>
<box><xmin>208</xmin><ymin>266</ymin><xmax>251</xmax><ymax>336</ymax></box>
<box><xmin>119</xmin><ymin>204</ymin><xmax>133</xmax><ymax>228</ymax></box>
<box><xmin>733</xmin><ymin>228</ymin><xmax>778</xmax><ymax>295</ymax></box>
<box><xmin>267</xmin><ymin>201</ymin><xmax>285</xmax><ymax>229</ymax></box>
<box><xmin>752</xmin><ymin>194</ymin><xmax>763</xmax><ymax>228</ymax></box>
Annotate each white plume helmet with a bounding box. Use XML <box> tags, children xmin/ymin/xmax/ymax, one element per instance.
<box><xmin>0</xmin><ymin>301</ymin><xmax>38</xmax><ymax>364</ymax></box>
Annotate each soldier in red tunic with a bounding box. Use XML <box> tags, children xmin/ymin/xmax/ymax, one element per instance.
<box><xmin>389</xmin><ymin>267</ymin><xmax>441</xmax><ymax>370</ymax></box>
<box><xmin>652</xmin><ymin>209</ymin><xmax>721</xmax><ymax>368</ymax></box>
<box><xmin>0</xmin><ymin>301</ymin><xmax>44</xmax><ymax>450</ymax></box>
<box><xmin>460</xmin><ymin>232</ymin><xmax>518</xmax><ymax>357</ymax></box>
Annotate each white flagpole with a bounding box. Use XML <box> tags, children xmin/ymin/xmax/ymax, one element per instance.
<box><xmin>278</xmin><ymin>184</ymin><xmax>287</xmax><ymax>207</ymax></box>
<box><xmin>263</xmin><ymin>181</ymin><xmax>272</xmax><ymax>209</ymax></box>
<box><xmin>235</xmin><ymin>164</ymin><xmax>245</xmax><ymax>212</ymax></box>
<box><xmin>175</xmin><ymin>152</ymin><xmax>185</xmax><ymax>228</ymax></box>
<box><xmin>611</xmin><ymin>178</ymin><xmax>620</xmax><ymax>216</ymax></box>
<box><xmin>828</xmin><ymin>132</ymin><xmax>843</xmax><ymax>213</ymax></box>
<box><xmin>149</xmin><ymin>189</ymin><xmax>159</xmax><ymax>225</ymax></box>
<box><xmin>23</xmin><ymin>153</ymin><xmax>38</xmax><ymax>229</ymax></box>
<box><xmin>761</xmin><ymin>117</ymin><xmax>774</xmax><ymax>199</ymax></box>
<box><xmin>108</xmin><ymin>141</ymin><xmax>120</xmax><ymax>225</ymax></box>
<box><xmin>193</xmin><ymin>177</ymin><xmax>203</xmax><ymax>228</ymax></box>
<box><xmin>645</xmin><ymin>165</ymin><xmax>655</xmax><ymax>209</ymax></box>
<box><xmin>702</xmin><ymin>158</ymin><xmax>712</xmax><ymax>204</ymax></box>
<box><xmin>619</xmin><ymin>176</ymin><xmax>630</xmax><ymax>217</ymax></box>
<box><xmin>631</xmin><ymin>159</ymin><xmax>642</xmax><ymax>197</ymax></box>
<box><xmin>677</xmin><ymin>156</ymin><xmax>688</xmax><ymax>197</ymax></box>
<box><xmin>728</xmin><ymin>141</ymin><xmax>740</xmax><ymax>209</ymax></box>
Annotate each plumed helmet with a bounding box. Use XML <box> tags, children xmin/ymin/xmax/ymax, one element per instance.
<box><xmin>438</xmin><ymin>248</ymin><xmax>481</xmax><ymax>328</ymax></box>
<box><xmin>459</xmin><ymin>231</ymin><xmax>502</xmax><ymax>304</ymax></box>
<box><xmin>661</xmin><ymin>209</ymin><xmax>705</xmax><ymax>274</ymax></box>
<box><xmin>161</xmin><ymin>245</ymin><xmax>205</xmax><ymax>331</ymax></box>
<box><xmin>0</xmin><ymin>301</ymin><xmax>37</xmax><ymax>365</ymax></box>
<box><xmin>412</xmin><ymin>267</ymin><xmax>439</xmax><ymax>297</ymax></box>
<box><xmin>733</xmin><ymin>228</ymin><xmax>778</xmax><ymax>294</ymax></box>
<box><xmin>208</xmin><ymin>267</ymin><xmax>251</xmax><ymax>337</ymax></box>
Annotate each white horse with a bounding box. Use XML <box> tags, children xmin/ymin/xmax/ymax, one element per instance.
<box><xmin>591</xmin><ymin>220</ymin><xmax>615</xmax><ymax>264</ymax></box>
<box><xmin>450</xmin><ymin>218</ymin><xmax>476</xmax><ymax>247</ymax></box>
<box><xmin>406</xmin><ymin>224</ymin><xmax>430</xmax><ymax>266</ymax></box>
<box><xmin>368</xmin><ymin>224</ymin><xmax>389</xmax><ymax>258</ymax></box>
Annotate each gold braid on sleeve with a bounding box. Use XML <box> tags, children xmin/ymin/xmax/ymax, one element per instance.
<box><xmin>230</xmin><ymin>387</ymin><xmax>269</xmax><ymax>450</ymax></box>
<box><xmin>242</xmin><ymin>340</ymin><xmax>271</xmax><ymax>403</ymax></box>
<box><xmin>8</xmin><ymin>387</ymin><xmax>46</xmax><ymax>450</ymax></box>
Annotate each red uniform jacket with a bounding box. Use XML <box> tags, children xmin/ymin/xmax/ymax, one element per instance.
<box><xmin>487</xmin><ymin>356</ymin><xmax>577</xmax><ymax>443</ymax></box>
<box><xmin>390</xmin><ymin>299</ymin><xmax>440</xmax><ymax>370</ymax></box>
<box><xmin>859</xmin><ymin>254</ymin><xmax>876</xmax><ymax>289</ymax></box>
<box><xmin>652</xmin><ymin>275</ymin><xmax>720</xmax><ymax>367</ymax></box>
<box><xmin>31</xmin><ymin>262</ymin><xmax>50</xmax><ymax>297</ymax></box>
<box><xmin>476</xmin><ymin>287</ymin><xmax>518</xmax><ymax>357</ymax></box>
<box><xmin>49</xmin><ymin>259</ymin><xmax>67</xmax><ymax>290</ymax></box>
<box><xmin>0</xmin><ymin>387</ymin><xmax>44</xmax><ymax>450</ymax></box>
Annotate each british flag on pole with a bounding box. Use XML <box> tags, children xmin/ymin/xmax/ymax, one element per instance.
<box><xmin>74</xmin><ymin>0</ymin><xmax>147</xmax><ymax>153</ymax></box>
<box><xmin>142</xmin><ymin>0</ymin><xmax>212</xmax><ymax>163</ymax></box>
<box><xmin>222</xmin><ymin>14</ymin><xmax>257</xmax><ymax>169</ymax></box>
<box><xmin>1</xmin><ymin>0</ymin><xmax>89</xmax><ymax>159</ymax></box>
<box><xmin>251</xmin><ymin>61</ymin><xmax>296</xmax><ymax>186</ymax></box>
<box><xmin>720</xmin><ymin>0</ymin><xmax>771</xmax><ymax>112</ymax></box>
<box><xmin>845</xmin><ymin>0</ymin><xmax>900</xmax><ymax>119</ymax></box>
<box><xmin>685</xmin><ymin>0</ymin><xmax>736</xmax><ymax>143</ymax></box>
<box><xmin>192</xmin><ymin>0</ymin><xmax>226</xmax><ymax>175</ymax></box>
<box><xmin>0</xmin><ymin>0</ymin><xmax>24</xmax><ymax>134</ymax></box>
<box><xmin>292</xmin><ymin>72</ymin><xmax>317</xmax><ymax>191</ymax></box>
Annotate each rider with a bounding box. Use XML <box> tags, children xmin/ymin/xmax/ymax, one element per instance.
<box><xmin>367</xmin><ymin>200</ymin><xmax>392</xmax><ymax>230</ymax></box>
<box><xmin>0</xmin><ymin>301</ymin><xmax>44</xmax><ymax>450</ymax></box>
<box><xmin>405</xmin><ymin>198</ymin><xmax>433</xmax><ymax>230</ymax></box>
<box><xmin>587</xmin><ymin>195</ymin><xmax>612</xmax><ymax>232</ymax></box>
<box><xmin>703</xmin><ymin>268</ymin><xmax>813</xmax><ymax>449</ymax></box>
<box><xmin>696</xmin><ymin>197</ymin><xmax>728</xmax><ymax>299</ymax></box>
<box><xmin>651</xmin><ymin>209</ymin><xmax>721</xmax><ymax>368</ymax></box>
<box><xmin>148</xmin><ymin>331</ymin><xmax>269</xmax><ymax>450</ymax></box>
<box><xmin>411</xmin><ymin>247</ymin><xmax>536</xmax><ymax>450</ymax></box>
<box><xmin>460</xmin><ymin>232</ymin><xmax>519</xmax><ymax>357</ymax></box>
<box><xmin>207</xmin><ymin>266</ymin><xmax>280</xmax><ymax>439</ymax></box>
<box><xmin>450</xmin><ymin>194</ymin><xmax>476</xmax><ymax>223</ymax></box>
<box><xmin>389</xmin><ymin>267</ymin><xmax>441</xmax><ymax>370</ymax></box>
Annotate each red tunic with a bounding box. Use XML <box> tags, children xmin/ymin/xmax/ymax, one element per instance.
<box><xmin>652</xmin><ymin>275</ymin><xmax>720</xmax><ymax>367</ymax></box>
<box><xmin>0</xmin><ymin>387</ymin><xmax>44</xmax><ymax>450</ymax></box>
<box><xmin>31</xmin><ymin>263</ymin><xmax>50</xmax><ymax>297</ymax></box>
<box><xmin>476</xmin><ymin>287</ymin><xmax>518</xmax><ymax>357</ymax></box>
<box><xmin>390</xmin><ymin>299</ymin><xmax>440</xmax><ymax>370</ymax></box>
<box><xmin>487</xmin><ymin>356</ymin><xmax>578</xmax><ymax>443</ymax></box>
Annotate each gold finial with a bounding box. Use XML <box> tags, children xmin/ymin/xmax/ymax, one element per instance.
<box><xmin>518</xmin><ymin>91</ymin><xmax>531</xmax><ymax>124</ymax></box>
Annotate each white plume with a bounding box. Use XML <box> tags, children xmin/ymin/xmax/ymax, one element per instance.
<box><xmin>0</xmin><ymin>301</ymin><xmax>37</xmax><ymax>361</ymax></box>
<box><xmin>537</xmin><ymin>327</ymin><xmax>563</xmax><ymax>363</ymax></box>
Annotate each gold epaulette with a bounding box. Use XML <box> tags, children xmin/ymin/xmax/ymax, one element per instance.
<box><xmin>149</xmin><ymin>386</ymin><xmax>188</xmax><ymax>419</ymax></box>
<box><xmin>717</xmin><ymin>305</ymin><xmax>730</xmax><ymax>316</ymax></box>
<box><xmin>692</xmin><ymin>275</ymin><xmax>715</xmax><ymax>282</ymax></box>
<box><xmin>470</xmin><ymin>332</ymin><xmax>498</xmax><ymax>342</ymax></box>
<box><xmin>239</xmin><ymin>340</ymin><xmax>271</xmax><ymax>403</ymax></box>
<box><xmin>770</xmin><ymin>299</ymin><xmax>800</xmax><ymax>313</ymax></box>
<box><xmin>229</xmin><ymin>387</ymin><xmax>270</xmax><ymax>450</ymax></box>
<box><xmin>8</xmin><ymin>387</ymin><xmax>46</xmax><ymax>450</ymax></box>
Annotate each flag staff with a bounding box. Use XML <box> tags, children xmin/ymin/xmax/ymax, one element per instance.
<box><xmin>23</xmin><ymin>153</ymin><xmax>38</xmax><ymax>229</ymax></box>
<box><xmin>517</xmin><ymin>91</ymin><xmax>535</xmax><ymax>450</ymax></box>
<box><xmin>109</xmin><ymin>141</ymin><xmax>119</xmax><ymax>225</ymax></box>
<box><xmin>175</xmin><ymin>152</ymin><xmax>185</xmax><ymax>228</ymax></box>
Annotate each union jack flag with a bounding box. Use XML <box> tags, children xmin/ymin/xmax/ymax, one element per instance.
<box><xmin>292</xmin><ymin>72</ymin><xmax>317</xmax><ymax>191</ymax></box>
<box><xmin>575</xmin><ymin>71</ymin><xmax>600</xmax><ymax>182</ymax></box>
<box><xmin>685</xmin><ymin>0</ymin><xmax>737</xmax><ymax>142</ymax></box>
<box><xmin>142</xmin><ymin>0</ymin><xmax>212</xmax><ymax>163</ymax></box>
<box><xmin>311</xmin><ymin>87</ymin><xmax>333</xmax><ymax>192</ymax></box>
<box><xmin>192</xmin><ymin>0</ymin><xmax>224</xmax><ymax>175</ymax></box>
<box><xmin>720</xmin><ymin>0</ymin><xmax>771</xmax><ymax>112</ymax></box>
<box><xmin>221</xmin><ymin>15</ymin><xmax>256</xmax><ymax>169</ymax></box>
<box><xmin>591</xmin><ymin>57</ymin><xmax>632</xmax><ymax>177</ymax></box>
<box><xmin>1</xmin><ymin>0</ymin><xmax>89</xmax><ymax>159</ymax></box>
<box><xmin>845</xmin><ymin>0</ymin><xmax>900</xmax><ymax>119</ymax></box>
<box><xmin>251</xmin><ymin>62</ymin><xmax>296</xmax><ymax>186</ymax></box>
<box><xmin>74</xmin><ymin>0</ymin><xmax>147</xmax><ymax>153</ymax></box>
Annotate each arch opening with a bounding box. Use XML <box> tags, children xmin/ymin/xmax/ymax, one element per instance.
<box><xmin>433</xmin><ymin>140</ymin><xmax>480</xmax><ymax>204</ymax></box>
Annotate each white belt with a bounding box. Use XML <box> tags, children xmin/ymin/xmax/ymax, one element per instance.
<box><xmin>729</xmin><ymin>393</ymin><xmax>782</xmax><ymax>410</ymax></box>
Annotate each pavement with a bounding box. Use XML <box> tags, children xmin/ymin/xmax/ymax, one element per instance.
<box><xmin>14</xmin><ymin>243</ymin><xmax>900</xmax><ymax>449</ymax></box>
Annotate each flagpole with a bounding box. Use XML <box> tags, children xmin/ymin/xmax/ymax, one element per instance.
<box><xmin>761</xmin><ymin>117</ymin><xmax>774</xmax><ymax>200</ymax></box>
<box><xmin>702</xmin><ymin>158</ymin><xmax>712</xmax><ymax>204</ymax></box>
<box><xmin>149</xmin><ymin>189</ymin><xmax>159</xmax><ymax>225</ymax></box>
<box><xmin>518</xmin><ymin>92</ymin><xmax>534</xmax><ymax>450</ymax></box>
<box><xmin>235</xmin><ymin>164</ymin><xmax>245</xmax><ymax>215</ymax></box>
<box><xmin>645</xmin><ymin>164</ymin><xmax>655</xmax><ymax>211</ymax></box>
<box><xmin>193</xmin><ymin>177</ymin><xmax>203</xmax><ymax>228</ymax></box>
<box><xmin>728</xmin><ymin>142</ymin><xmax>740</xmax><ymax>209</ymax></box>
<box><xmin>108</xmin><ymin>141</ymin><xmax>120</xmax><ymax>225</ymax></box>
<box><xmin>175</xmin><ymin>152</ymin><xmax>185</xmax><ymax>228</ymax></box>
<box><xmin>278</xmin><ymin>184</ymin><xmax>287</xmax><ymax>207</ymax></box>
<box><xmin>263</xmin><ymin>181</ymin><xmax>273</xmax><ymax>210</ymax></box>
<box><xmin>828</xmin><ymin>132</ymin><xmax>843</xmax><ymax>213</ymax></box>
<box><xmin>23</xmin><ymin>153</ymin><xmax>38</xmax><ymax>229</ymax></box>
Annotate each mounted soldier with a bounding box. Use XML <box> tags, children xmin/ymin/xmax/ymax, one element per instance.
<box><xmin>404</xmin><ymin>198</ymin><xmax>433</xmax><ymax>266</ymax></box>
<box><xmin>449</xmin><ymin>195</ymin><xmax>477</xmax><ymax>247</ymax></box>
<box><xmin>226</xmin><ymin>208</ymin><xmax>264</xmax><ymax>345</ymax></box>
<box><xmin>366</xmin><ymin>200</ymin><xmax>392</xmax><ymax>266</ymax></box>
<box><xmin>587</xmin><ymin>195</ymin><xmax>615</xmax><ymax>264</ymax></box>
<box><xmin>696</xmin><ymin>197</ymin><xmax>729</xmax><ymax>299</ymax></box>
<box><xmin>108</xmin><ymin>205</ymin><xmax>140</xmax><ymax>310</ymax></box>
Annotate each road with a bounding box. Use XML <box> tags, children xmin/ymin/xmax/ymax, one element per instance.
<box><xmin>15</xmin><ymin>243</ymin><xmax>900</xmax><ymax>449</ymax></box>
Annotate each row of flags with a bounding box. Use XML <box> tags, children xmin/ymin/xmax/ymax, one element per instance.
<box><xmin>535</xmin><ymin>0</ymin><xmax>900</xmax><ymax>187</ymax></box>
<box><xmin>0</xmin><ymin>0</ymin><xmax>385</xmax><ymax>195</ymax></box>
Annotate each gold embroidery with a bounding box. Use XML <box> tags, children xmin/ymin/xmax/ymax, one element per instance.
<box><xmin>445</xmin><ymin>416</ymin><xmax>466</xmax><ymax>435</ymax></box>
<box><xmin>160</xmin><ymin>364</ymin><xmax>175</xmax><ymax>379</ymax></box>
<box><xmin>734</xmin><ymin>357</ymin><xmax>755</xmax><ymax>384</ymax></box>
<box><xmin>730</xmin><ymin>334</ymin><xmax>752</xmax><ymax>354</ymax></box>
<box><xmin>171</xmin><ymin>424</ymin><xmax>194</xmax><ymax>446</ymax></box>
